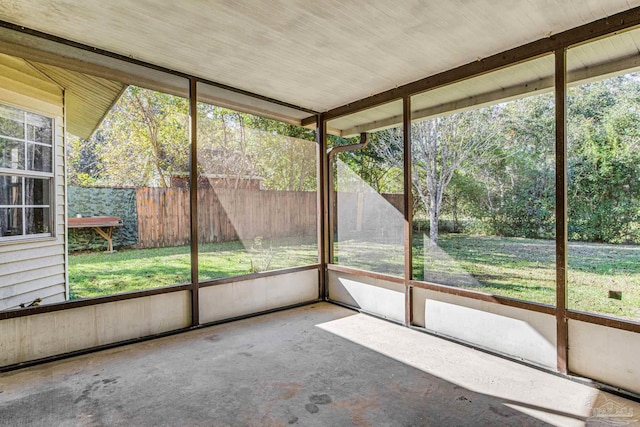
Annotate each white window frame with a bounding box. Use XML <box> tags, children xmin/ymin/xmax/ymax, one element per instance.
<box><xmin>0</xmin><ymin>103</ymin><xmax>55</xmax><ymax>242</ymax></box>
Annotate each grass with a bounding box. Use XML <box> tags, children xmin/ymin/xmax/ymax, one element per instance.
<box><xmin>69</xmin><ymin>233</ymin><xmax>639</xmax><ymax>322</ymax></box>
<box><xmin>412</xmin><ymin>233</ymin><xmax>640</xmax><ymax>321</ymax></box>
<box><xmin>334</xmin><ymin>239</ymin><xmax>405</xmax><ymax>277</ymax></box>
<box><xmin>68</xmin><ymin>238</ymin><xmax>317</xmax><ymax>300</ymax></box>
<box><xmin>413</xmin><ymin>234</ymin><xmax>556</xmax><ymax>304</ymax></box>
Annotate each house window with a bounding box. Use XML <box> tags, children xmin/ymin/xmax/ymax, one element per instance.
<box><xmin>0</xmin><ymin>104</ymin><xmax>54</xmax><ymax>240</ymax></box>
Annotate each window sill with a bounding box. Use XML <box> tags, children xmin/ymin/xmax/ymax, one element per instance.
<box><xmin>0</xmin><ymin>235</ymin><xmax>57</xmax><ymax>247</ymax></box>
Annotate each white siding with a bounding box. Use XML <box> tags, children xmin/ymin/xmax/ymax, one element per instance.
<box><xmin>0</xmin><ymin>53</ymin><xmax>66</xmax><ymax>311</ymax></box>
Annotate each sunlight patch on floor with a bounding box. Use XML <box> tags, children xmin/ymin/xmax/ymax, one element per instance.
<box><xmin>316</xmin><ymin>313</ymin><xmax>640</xmax><ymax>426</ymax></box>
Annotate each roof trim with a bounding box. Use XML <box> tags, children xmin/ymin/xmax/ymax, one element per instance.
<box><xmin>87</xmin><ymin>84</ymin><xmax>127</xmax><ymax>139</ymax></box>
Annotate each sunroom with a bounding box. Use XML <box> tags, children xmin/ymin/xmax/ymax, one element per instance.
<box><xmin>1</xmin><ymin>1</ymin><xmax>640</xmax><ymax>425</ymax></box>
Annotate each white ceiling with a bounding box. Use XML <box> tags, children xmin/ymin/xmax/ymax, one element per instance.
<box><xmin>1</xmin><ymin>0</ymin><xmax>639</xmax><ymax>115</ymax></box>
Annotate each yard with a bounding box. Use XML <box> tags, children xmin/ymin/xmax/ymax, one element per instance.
<box><xmin>68</xmin><ymin>238</ymin><xmax>318</xmax><ymax>299</ymax></box>
<box><xmin>418</xmin><ymin>234</ymin><xmax>640</xmax><ymax>321</ymax></box>
<box><xmin>69</xmin><ymin>234</ymin><xmax>640</xmax><ymax>321</ymax></box>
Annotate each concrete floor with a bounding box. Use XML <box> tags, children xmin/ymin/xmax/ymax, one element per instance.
<box><xmin>0</xmin><ymin>302</ymin><xmax>638</xmax><ymax>427</ymax></box>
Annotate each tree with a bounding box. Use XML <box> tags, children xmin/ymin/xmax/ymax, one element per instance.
<box><xmin>197</xmin><ymin>105</ymin><xmax>260</xmax><ymax>189</ymax></box>
<box><xmin>197</xmin><ymin>105</ymin><xmax>317</xmax><ymax>191</ymax></box>
<box><xmin>259</xmin><ymin>134</ymin><xmax>317</xmax><ymax>191</ymax></box>
<box><xmin>374</xmin><ymin>109</ymin><xmax>501</xmax><ymax>243</ymax></box>
<box><xmin>441</xmin><ymin>170</ymin><xmax>486</xmax><ymax>233</ymax></box>
<box><xmin>482</xmin><ymin>93</ymin><xmax>556</xmax><ymax>238</ymax></box>
<box><xmin>338</xmin><ymin>131</ymin><xmax>404</xmax><ymax>194</ymax></box>
<box><xmin>69</xmin><ymin>86</ymin><xmax>317</xmax><ymax>190</ymax></box>
<box><xmin>66</xmin><ymin>132</ymin><xmax>104</xmax><ymax>187</ymax></box>
<box><xmin>414</xmin><ymin>110</ymin><xmax>502</xmax><ymax>242</ymax></box>
<box><xmin>81</xmin><ymin>86</ymin><xmax>190</xmax><ymax>187</ymax></box>
<box><xmin>246</xmin><ymin>115</ymin><xmax>317</xmax><ymax>191</ymax></box>
<box><xmin>340</xmin><ymin>74</ymin><xmax>640</xmax><ymax>244</ymax></box>
<box><xmin>567</xmin><ymin>76</ymin><xmax>640</xmax><ymax>243</ymax></box>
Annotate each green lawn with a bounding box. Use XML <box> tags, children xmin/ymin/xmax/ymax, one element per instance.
<box><xmin>413</xmin><ymin>233</ymin><xmax>640</xmax><ymax>321</ymax></box>
<box><xmin>69</xmin><ymin>233</ymin><xmax>639</xmax><ymax>321</ymax></box>
<box><xmin>413</xmin><ymin>234</ymin><xmax>556</xmax><ymax>304</ymax></box>
<box><xmin>68</xmin><ymin>238</ymin><xmax>317</xmax><ymax>299</ymax></box>
<box><xmin>335</xmin><ymin>233</ymin><xmax>639</xmax><ymax>321</ymax></box>
<box><xmin>334</xmin><ymin>239</ymin><xmax>405</xmax><ymax>277</ymax></box>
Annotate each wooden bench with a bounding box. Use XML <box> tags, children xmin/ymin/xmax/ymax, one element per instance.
<box><xmin>68</xmin><ymin>216</ymin><xmax>123</xmax><ymax>252</ymax></box>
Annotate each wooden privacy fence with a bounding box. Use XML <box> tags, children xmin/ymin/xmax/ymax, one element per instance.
<box><xmin>135</xmin><ymin>187</ymin><xmax>317</xmax><ymax>248</ymax></box>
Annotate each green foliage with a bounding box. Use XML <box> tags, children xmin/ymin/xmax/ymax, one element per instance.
<box><xmin>333</xmin><ymin>131</ymin><xmax>404</xmax><ymax>194</ymax></box>
<box><xmin>66</xmin><ymin>134</ymin><xmax>103</xmax><ymax>187</ymax></box>
<box><xmin>68</xmin><ymin>86</ymin><xmax>317</xmax><ymax>191</ymax></box>
<box><xmin>70</xmin><ymin>75</ymin><xmax>640</xmax><ymax>245</ymax></box>
<box><xmin>441</xmin><ymin>170</ymin><xmax>486</xmax><ymax>233</ymax></box>
<box><xmin>197</xmin><ymin>104</ymin><xmax>317</xmax><ymax>191</ymax></box>
<box><xmin>483</xmin><ymin>94</ymin><xmax>556</xmax><ymax>238</ymax></box>
<box><xmin>339</xmin><ymin>74</ymin><xmax>640</xmax><ymax>244</ymax></box>
<box><xmin>568</xmin><ymin>77</ymin><xmax>640</xmax><ymax>243</ymax></box>
<box><xmin>97</xmin><ymin>86</ymin><xmax>190</xmax><ymax>187</ymax></box>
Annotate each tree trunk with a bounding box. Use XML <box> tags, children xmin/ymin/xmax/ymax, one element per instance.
<box><xmin>429</xmin><ymin>192</ymin><xmax>439</xmax><ymax>244</ymax></box>
<box><xmin>452</xmin><ymin>196</ymin><xmax>459</xmax><ymax>233</ymax></box>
